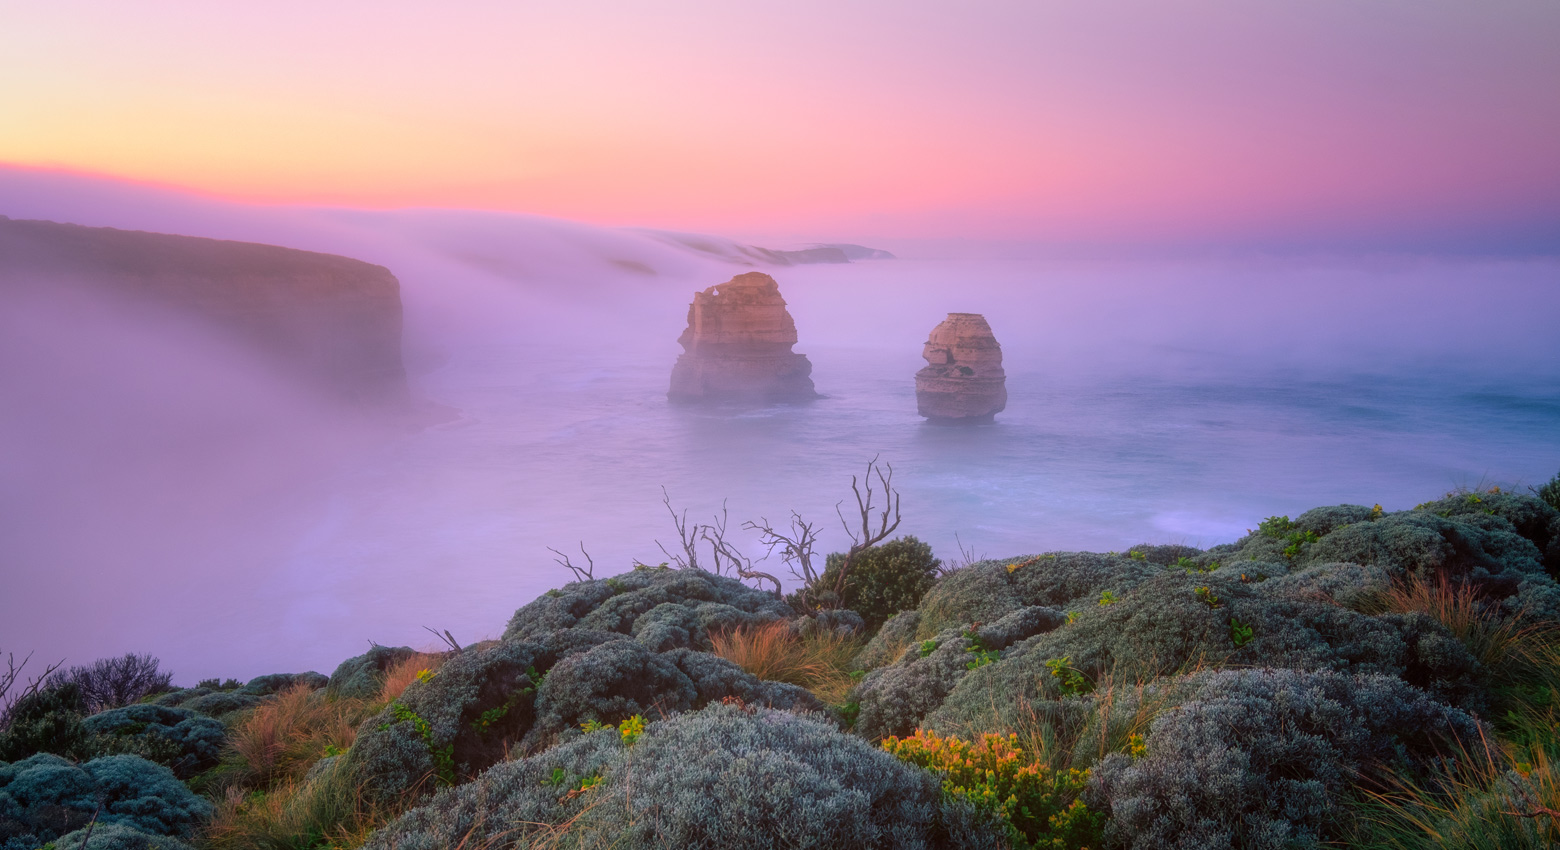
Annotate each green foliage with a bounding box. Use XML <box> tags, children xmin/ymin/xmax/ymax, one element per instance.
<box><xmin>388</xmin><ymin>700</ymin><xmax>455</xmax><ymax>786</ymax></box>
<box><xmin>1538</xmin><ymin>471</ymin><xmax>1560</xmax><ymax>512</ymax></box>
<box><xmin>1258</xmin><ymin>515</ymin><xmax>1295</xmax><ymax>538</ymax></box>
<box><xmin>1045</xmin><ymin>657</ymin><xmax>1091</xmax><ymax>697</ymax></box>
<box><xmin>1230</xmin><ymin>617</ymin><xmax>1254</xmax><ymax>647</ymax></box>
<box><xmin>816</xmin><ymin>536</ymin><xmax>941</xmax><ymax>631</ymax></box>
<box><xmin>1194</xmin><ymin>585</ymin><xmax>1222</xmax><ymax>608</ymax></box>
<box><xmin>1128</xmin><ymin>549</ymin><xmax>1147</xmax><ymax>561</ymax></box>
<box><xmin>919</xmin><ymin>639</ymin><xmax>939</xmax><ymax>657</ymax></box>
<box><xmin>1097</xmin><ymin>590</ymin><xmax>1118</xmax><ymax>606</ymax></box>
<box><xmin>1282</xmin><ymin>529</ymin><xmax>1321</xmax><ymax>559</ymax></box>
<box><xmin>962</xmin><ymin>626</ymin><xmax>1001</xmax><ymax>670</ymax></box>
<box><xmin>882</xmin><ymin>729</ymin><xmax>1105</xmax><ymax>849</ymax></box>
<box><xmin>618</xmin><ymin>713</ymin><xmax>645</xmax><ymax>746</ymax></box>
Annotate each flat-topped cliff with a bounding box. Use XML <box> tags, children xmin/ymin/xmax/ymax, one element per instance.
<box><xmin>915</xmin><ymin>312</ymin><xmax>1006</xmax><ymax>422</ymax></box>
<box><xmin>0</xmin><ymin>217</ymin><xmax>407</xmax><ymax>405</ymax></box>
<box><xmin>667</xmin><ymin>272</ymin><xmax>817</xmax><ymax>403</ymax></box>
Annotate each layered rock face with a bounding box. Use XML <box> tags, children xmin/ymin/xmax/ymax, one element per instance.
<box><xmin>668</xmin><ymin>272</ymin><xmax>817</xmax><ymax>403</ymax></box>
<box><xmin>0</xmin><ymin>217</ymin><xmax>408</xmax><ymax>405</ymax></box>
<box><xmin>915</xmin><ymin>313</ymin><xmax>1006</xmax><ymax>422</ymax></box>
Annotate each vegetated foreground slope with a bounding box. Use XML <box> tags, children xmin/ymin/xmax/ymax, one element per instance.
<box><xmin>4</xmin><ymin>483</ymin><xmax>1560</xmax><ymax>849</ymax></box>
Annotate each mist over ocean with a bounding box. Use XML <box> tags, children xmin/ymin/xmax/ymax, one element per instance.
<box><xmin>2</xmin><ymin>178</ymin><xmax>1558</xmax><ymax>682</ymax></box>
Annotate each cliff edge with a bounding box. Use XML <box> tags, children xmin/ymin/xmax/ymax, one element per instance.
<box><xmin>0</xmin><ymin>217</ymin><xmax>408</xmax><ymax>405</ymax></box>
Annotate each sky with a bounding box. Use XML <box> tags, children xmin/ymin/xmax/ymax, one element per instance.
<box><xmin>3</xmin><ymin>1</ymin><xmax>1559</xmax><ymax>249</ymax></box>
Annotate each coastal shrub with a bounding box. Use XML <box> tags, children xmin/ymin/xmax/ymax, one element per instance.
<box><xmin>914</xmin><ymin>562</ymin><xmax>1024</xmax><ymax>639</ymax></box>
<box><xmin>927</xmin><ymin>572</ymin><xmax>1484</xmax><ymax>734</ymax></box>
<box><xmin>855</xmin><ymin>610</ymin><xmax>920</xmax><ymax>670</ymax></box>
<box><xmin>1417</xmin><ymin>490</ymin><xmax>1559</xmax><ymax>569</ymax></box>
<box><xmin>239</xmin><ymin>672</ymin><xmax>329</xmax><ymax>697</ymax></box>
<box><xmin>503</xmin><ymin>567</ymin><xmax>790</xmax><ymax>650</ymax></box>
<box><xmin>151</xmin><ymin>687</ymin><xmax>212</xmax><ymax>707</ymax></box>
<box><xmin>883</xmin><ymin>729</ymin><xmax>1104</xmax><ymax>849</ymax></box>
<box><xmin>328</xmin><ymin>645</ymin><xmax>418</xmax><ymax>701</ymax></box>
<box><xmin>0</xmin><ymin>683</ymin><xmax>89</xmax><ymax>762</ymax></box>
<box><xmin>54</xmin><ymin>654</ymin><xmax>173</xmax><ymax>714</ymax></box>
<box><xmin>177</xmin><ymin>691</ymin><xmax>262</xmax><ymax>719</ymax></box>
<box><xmin>1089</xmin><ymin>668</ymin><xmax>1485</xmax><ymax>850</ymax></box>
<box><xmin>660</xmin><ymin>648</ymin><xmax>823</xmax><ymax>713</ymax></box>
<box><xmin>814</xmin><ymin>536</ymin><xmax>941</xmax><ymax>631</ymax></box>
<box><xmin>55</xmin><ymin>822</ymin><xmax>198</xmax><ymax>850</ymax></box>
<box><xmin>1538</xmin><ymin>470</ymin><xmax>1560</xmax><ymax>513</ymax></box>
<box><xmin>1301</xmin><ymin>511</ymin><xmax>1545</xmax><ymax>587</ymax></box>
<box><xmin>854</xmin><ymin>625</ymin><xmax>993</xmax><ymax>741</ymax></box>
<box><xmin>1291</xmin><ymin>503</ymin><xmax>1379</xmax><ymax>536</ymax></box>
<box><xmin>362</xmin><ymin>702</ymin><xmax>1002</xmax><ymax>850</ymax></box>
<box><xmin>80</xmin><ymin>703</ymin><xmax>226</xmax><ymax>778</ymax></box>
<box><xmin>0</xmin><ymin>753</ymin><xmax>211</xmax><ymax>849</ymax></box>
<box><xmin>1006</xmin><ymin>552</ymin><xmax>1158</xmax><ymax>612</ymax></box>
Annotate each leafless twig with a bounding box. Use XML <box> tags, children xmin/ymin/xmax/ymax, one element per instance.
<box><xmin>423</xmin><ymin>627</ymin><xmax>463</xmax><ymax>654</ymax></box>
<box><xmin>701</xmin><ymin>500</ymin><xmax>782</xmax><ymax>594</ymax></box>
<box><xmin>655</xmin><ymin>486</ymin><xmax>700</xmax><ymax>571</ymax></box>
<box><xmin>827</xmin><ymin>455</ymin><xmax>902</xmax><ymax>599</ymax></box>
<box><xmin>745</xmin><ymin>511</ymin><xmax>822</xmax><ymax>587</ymax></box>
<box><xmin>548</xmin><ymin>543</ymin><xmax>596</xmax><ymax>582</ymax></box>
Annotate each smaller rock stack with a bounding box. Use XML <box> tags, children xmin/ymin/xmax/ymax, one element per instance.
<box><xmin>915</xmin><ymin>313</ymin><xmax>1007</xmax><ymax>422</ymax></box>
<box><xmin>668</xmin><ymin>272</ymin><xmax>818</xmax><ymax>403</ymax></box>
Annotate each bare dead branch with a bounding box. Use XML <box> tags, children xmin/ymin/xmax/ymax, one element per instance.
<box><xmin>655</xmin><ymin>486</ymin><xmax>700</xmax><ymax>571</ymax></box>
<box><xmin>745</xmin><ymin>511</ymin><xmax>822</xmax><ymax>586</ymax></box>
<box><xmin>827</xmin><ymin>455</ymin><xmax>903</xmax><ymax>600</ymax></box>
<box><xmin>423</xmin><ymin>626</ymin><xmax>464</xmax><ymax>654</ymax></box>
<box><xmin>548</xmin><ymin>542</ymin><xmax>596</xmax><ymax>582</ymax></box>
<box><xmin>701</xmin><ymin>501</ymin><xmax>782</xmax><ymax>595</ymax></box>
<box><xmin>942</xmin><ymin>532</ymin><xmax>982</xmax><ymax>575</ymax></box>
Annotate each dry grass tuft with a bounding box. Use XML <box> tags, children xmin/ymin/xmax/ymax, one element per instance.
<box><xmin>1375</xmin><ymin>573</ymin><xmax>1560</xmax><ymax>694</ymax></box>
<box><xmin>378</xmin><ymin>652</ymin><xmax>449</xmax><ymax>704</ymax></box>
<box><xmin>711</xmin><ymin>621</ymin><xmax>862</xmax><ymax>705</ymax></box>
<box><xmin>227</xmin><ymin>684</ymin><xmax>362</xmax><ymax>788</ymax></box>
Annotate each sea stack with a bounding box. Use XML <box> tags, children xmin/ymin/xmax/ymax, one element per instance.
<box><xmin>915</xmin><ymin>313</ymin><xmax>1007</xmax><ymax>422</ymax></box>
<box><xmin>668</xmin><ymin>271</ymin><xmax>818</xmax><ymax>403</ymax></box>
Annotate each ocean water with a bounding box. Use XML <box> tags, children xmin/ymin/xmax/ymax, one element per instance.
<box><xmin>6</xmin><ymin>247</ymin><xmax>1560</xmax><ymax>683</ymax></box>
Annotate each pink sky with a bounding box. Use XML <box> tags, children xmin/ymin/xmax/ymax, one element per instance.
<box><xmin>3</xmin><ymin>1</ymin><xmax>1558</xmax><ymax>247</ymax></box>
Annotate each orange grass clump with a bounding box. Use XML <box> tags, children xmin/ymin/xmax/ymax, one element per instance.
<box><xmin>378</xmin><ymin>652</ymin><xmax>449</xmax><ymax>704</ymax></box>
<box><xmin>710</xmin><ymin>620</ymin><xmax>860</xmax><ymax>704</ymax></box>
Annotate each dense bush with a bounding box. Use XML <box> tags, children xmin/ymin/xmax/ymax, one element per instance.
<box><xmin>0</xmin><ymin>753</ymin><xmax>210</xmax><ymax>850</ymax></box>
<box><xmin>503</xmin><ymin>567</ymin><xmax>790</xmax><ymax>651</ymax></box>
<box><xmin>55</xmin><ymin>821</ymin><xmax>197</xmax><ymax>850</ymax></box>
<box><xmin>80</xmin><ymin>704</ymin><xmax>226</xmax><ymax>778</ymax></box>
<box><xmin>855</xmin><ymin>610</ymin><xmax>921</xmax><ymax>670</ymax></box>
<box><xmin>854</xmin><ymin>607</ymin><xmax>1068</xmax><ymax>741</ymax></box>
<box><xmin>0</xmin><ymin>684</ymin><xmax>89</xmax><ymax>762</ymax></box>
<box><xmin>1088</xmin><ymin>668</ymin><xmax>1485</xmax><ymax>850</ymax></box>
<box><xmin>328</xmin><ymin>645</ymin><xmax>418</xmax><ymax>700</ymax></box>
<box><xmin>239</xmin><ymin>672</ymin><xmax>329</xmax><ymax>697</ymax></box>
<box><xmin>53</xmin><ymin>654</ymin><xmax>173</xmax><ymax>714</ymax></box>
<box><xmin>926</xmin><ymin>571</ymin><xmax>1483</xmax><ymax>735</ymax></box>
<box><xmin>1538</xmin><ymin>471</ymin><xmax>1560</xmax><ymax>513</ymax></box>
<box><xmin>363</xmin><ymin>702</ymin><xmax>1005</xmax><ymax>850</ymax></box>
<box><xmin>812</xmin><ymin>536</ymin><xmax>941</xmax><ymax>631</ymax></box>
<box><xmin>178</xmin><ymin>691</ymin><xmax>262</xmax><ymax>719</ymax></box>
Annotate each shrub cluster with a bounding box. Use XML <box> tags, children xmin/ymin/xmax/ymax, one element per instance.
<box><xmin>80</xmin><ymin>703</ymin><xmax>226</xmax><ymax>779</ymax></box>
<box><xmin>0</xmin><ymin>753</ymin><xmax>210</xmax><ymax>850</ymax></box>
<box><xmin>1088</xmin><ymin>668</ymin><xmax>1485</xmax><ymax>849</ymax></box>
<box><xmin>363</xmin><ymin>702</ymin><xmax>1005</xmax><ymax>850</ymax></box>
<box><xmin>503</xmin><ymin>566</ymin><xmax>791</xmax><ymax>652</ymax></box>
<box><xmin>812</xmin><ymin>536</ymin><xmax>941</xmax><ymax>631</ymax></box>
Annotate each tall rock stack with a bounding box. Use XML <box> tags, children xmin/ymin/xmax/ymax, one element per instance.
<box><xmin>668</xmin><ymin>272</ymin><xmax>818</xmax><ymax>403</ymax></box>
<box><xmin>915</xmin><ymin>313</ymin><xmax>1007</xmax><ymax>422</ymax></box>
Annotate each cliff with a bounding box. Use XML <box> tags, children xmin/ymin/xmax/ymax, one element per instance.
<box><xmin>914</xmin><ymin>312</ymin><xmax>1006</xmax><ymax>422</ymax></box>
<box><xmin>667</xmin><ymin>272</ymin><xmax>818</xmax><ymax>403</ymax></box>
<box><xmin>0</xmin><ymin>216</ymin><xmax>407</xmax><ymax>405</ymax></box>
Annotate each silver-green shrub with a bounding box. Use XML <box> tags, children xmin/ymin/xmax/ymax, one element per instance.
<box><xmin>327</xmin><ymin>645</ymin><xmax>418</xmax><ymax>700</ymax></box>
<box><xmin>0</xmin><ymin>753</ymin><xmax>210</xmax><ymax>850</ymax></box>
<box><xmin>363</xmin><ymin>702</ymin><xmax>1000</xmax><ymax>850</ymax></box>
<box><xmin>80</xmin><ymin>704</ymin><xmax>226</xmax><ymax>778</ymax></box>
<box><xmin>1089</xmin><ymin>668</ymin><xmax>1484</xmax><ymax>850</ymax></box>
